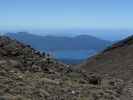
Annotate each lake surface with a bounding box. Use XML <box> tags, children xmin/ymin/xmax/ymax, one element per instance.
<box><xmin>47</xmin><ymin>50</ymin><xmax>97</xmax><ymax>64</ymax></box>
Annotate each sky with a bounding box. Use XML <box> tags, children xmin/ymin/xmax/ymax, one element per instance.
<box><xmin>0</xmin><ymin>0</ymin><xmax>133</xmax><ymax>39</ymax></box>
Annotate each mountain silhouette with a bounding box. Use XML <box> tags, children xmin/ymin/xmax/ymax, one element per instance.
<box><xmin>6</xmin><ymin>32</ymin><xmax>111</xmax><ymax>52</ymax></box>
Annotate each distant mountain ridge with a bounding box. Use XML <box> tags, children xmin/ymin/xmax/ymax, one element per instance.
<box><xmin>5</xmin><ymin>32</ymin><xmax>112</xmax><ymax>64</ymax></box>
<box><xmin>6</xmin><ymin>32</ymin><xmax>111</xmax><ymax>52</ymax></box>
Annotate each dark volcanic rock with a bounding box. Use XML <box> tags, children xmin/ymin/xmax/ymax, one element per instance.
<box><xmin>79</xmin><ymin>35</ymin><xmax>133</xmax><ymax>100</ymax></box>
<box><xmin>0</xmin><ymin>36</ymin><xmax>67</xmax><ymax>73</ymax></box>
<box><xmin>0</xmin><ymin>36</ymin><xmax>130</xmax><ymax>100</ymax></box>
<box><xmin>79</xmin><ymin>35</ymin><xmax>133</xmax><ymax>80</ymax></box>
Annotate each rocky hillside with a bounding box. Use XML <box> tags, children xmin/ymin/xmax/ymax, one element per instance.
<box><xmin>79</xmin><ymin>35</ymin><xmax>133</xmax><ymax>80</ymax></box>
<box><xmin>79</xmin><ymin>35</ymin><xmax>133</xmax><ymax>100</ymax></box>
<box><xmin>0</xmin><ymin>36</ymin><xmax>130</xmax><ymax>100</ymax></box>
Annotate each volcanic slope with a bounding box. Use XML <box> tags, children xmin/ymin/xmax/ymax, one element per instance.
<box><xmin>79</xmin><ymin>35</ymin><xmax>133</xmax><ymax>100</ymax></box>
<box><xmin>80</xmin><ymin>35</ymin><xmax>133</xmax><ymax>80</ymax></box>
<box><xmin>0</xmin><ymin>36</ymin><xmax>129</xmax><ymax>100</ymax></box>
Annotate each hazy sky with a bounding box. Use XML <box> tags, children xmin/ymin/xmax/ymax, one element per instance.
<box><xmin>0</xmin><ymin>0</ymin><xmax>133</xmax><ymax>31</ymax></box>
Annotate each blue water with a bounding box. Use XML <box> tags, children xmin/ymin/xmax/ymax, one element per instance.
<box><xmin>47</xmin><ymin>50</ymin><xmax>96</xmax><ymax>60</ymax></box>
